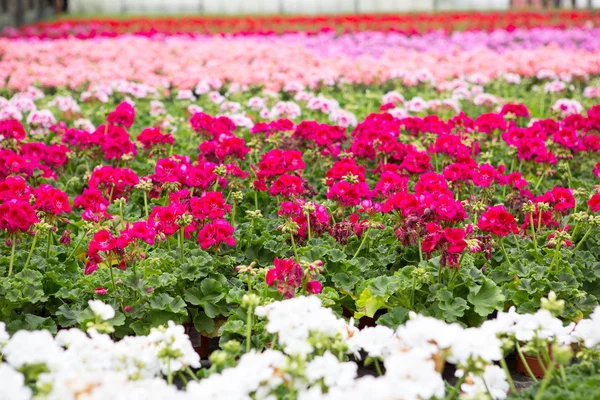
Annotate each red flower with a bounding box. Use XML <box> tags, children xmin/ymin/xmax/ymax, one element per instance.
<box><xmin>33</xmin><ymin>184</ymin><xmax>71</xmax><ymax>215</ymax></box>
<box><xmin>0</xmin><ymin>199</ymin><xmax>38</xmax><ymax>233</ymax></box>
<box><xmin>190</xmin><ymin>191</ymin><xmax>231</xmax><ymax>221</ymax></box>
<box><xmin>137</xmin><ymin>126</ymin><xmax>174</xmax><ymax>150</ymax></box>
<box><xmin>588</xmin><ymin>193</ymin><xmax>600</xmax><ymax>212</ymax></box>
<box><xmin>477</xmin><ymin>205</ymin><xmax>518</xmax><ymax>237</ymax></box>
<box><xmin>444</xmin><ymin>228</ymin><xmax>467</xmax><ymax>253</ymax></box>
<box><xmin>197</xmin><ymin>219</ymin><xmax>235</xmax><ymax>250</ymax></box>
<box><xmin>269</xmin><ymin>174</ymin><xmax>304</xmax><ymax>198</ymax></box>
<box><xmin>0</xmin><ymin>119</ymin><xmax>26</xmax><ymax>142</ymax></box>
<box><xmin>107</xmin><ymin>101</ymin><xmax>135</xmax><ymax>128</ymax></box>
<box><xmin>88</xmin><ymin>230</ymin><xmax>116</xmax><ymax>253</ymax></box>
<box><xmin>306</xmin><ymin>280</ymin><xmax>323</xmax><ymax>295</ymax></box>
<box><xmin>265</xmin><ymin>257</ymin><xmax>304</xmax><ymax>299</ymax></box>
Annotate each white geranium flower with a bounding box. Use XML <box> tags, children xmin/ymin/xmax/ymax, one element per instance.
<box><xmin>2</xmin><ymin>330</ymin><xmax>64</xmax><ymax>369</ymax></box>
<box><xmin>459</xmin><ymin>364</ymin><xmax>509</xmax><ymax>400</ymax></box>
<box><xmin>0</xmin><ymin>364</ymin><xmax>31</xmax><ymax>400</ymax></box>
<box><xmin>0</xmin><ymin>321</ymin><xmax>9</xmax><ymax>347</ymax></box>
<box><xmin>346</xmin><ymin>325</ymin><xmax>397</xmax><ymax>359</ymax></box>
<box><xmin>88</xmin><ymin>300</ymin><xmax>116</xmax><ymax>321</ymax></box>
<box><xmin>305</xmin><ymin>352</ymin><xmax>357</xmax><ymax>388</ymax></box>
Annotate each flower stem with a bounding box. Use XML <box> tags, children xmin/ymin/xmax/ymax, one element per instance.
<box><xmin>374</xmin><ymin>359</ymin><xmax>383</xmax><ymax>376</ymax></box>
<box><xmin>7</xmin><ymin>238</ymin><xmax>16</xmax><ymax>277</ymax></box>
<box><xmin>119</xmin><ymin>203</ymin><xmax>124</xmax><ymax>231</ymax></box>
<box><xmin>306</xmin><ymin>213</ymin><xmax>312</xmax><ymax>241</ymax></box>
<box><xmin>499</xmin><ymin>237</ymin><xmax>512</xmax><ymax>267</ymax></box>
<box><xmin>46</xmin><ymin>230</ymin><xmax>52</xmax><ymax>258</ymax></box>
<box><xmin>290</xmin><ymin>233</ymin><xmax>299</xmax><ymax>261</ymax></box>
<box><xmin>179</xmin><ymin>227</ymin><xmax>185</xmax><ymax>264</ymax></box>
<box><xmin>231</xmin><ymin>203</ymin><xmax>236</xmax><ymax>229</ymax></box>
<box><xmin>143</xmin><ymin>191</ymin><xmax>149</xmax><ymax>218</ymax></box>
<box><xmin>246</xmin><ymin>307</ymin><xmax>253</xmax><ymax>353</ymax></box>
<box><xmin>185</xmin><ymin>366</ymin><xmax>199</xmax><ymax>382</ymax></box>
<box><xmin>530</xmin><ymin>213</ymin><xmax>538</xmax><ymax>257</ymax></box>
<box><xmin>167</xmin><ymin>361</ymin><xmax>173</xmax><ymax>385</ymax></box>
<box><xmin>516</xmin><ymin>342</ymin><xmax>538</xmax><ymax>382</ymax></box>
<box><xmin>574</xmin><ymin>227</ymin><xmax>592</xmax><ymax>251</ymax></box>
<box><xmin>24</xmin><ymin>232</ymin><xmax>38</xmax><ymax>269</ymax></box>
<box><xmin>534</xmin><ymin>364</ymin><xmax>554</xmax><ymax>400</ymax></box>
<box><xmin>410</xmin><ymin>276</ymin><xmax>416</xmax><ymax>309</ymax></box>
<box><xmin>500</xmin><ymin>356</ymin><xmax>517</xmax><ymax>393</ymax></box>
<box><xmin>66</xmin><ymin>231</ymin><xmax>86</xmax><ymax>262</ymax></box>
<box><xmin>513</xmin><ymin>233</ymin><xmax>521</xmax><ymax>253</ymax></box>
<box><xmin>417</xmin><ymin>236</ymin><xmax>423</xmax><ymax>263</ymax></box>
<box><xmin>549</xmin><ymin>242</ymin><xmax>561</xmax><ymax>273</ymax></box>
<box><xmin>352</xmin><ymin>226</ymin><xmax>371</xmax><ymax>260</ymax></box>
<box><xmin>109</xmin><ymin>265</ymin><xmax>117</xmax><ymax>295</ymax></box>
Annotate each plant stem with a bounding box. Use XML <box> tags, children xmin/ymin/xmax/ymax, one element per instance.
<box><xmin>482</xmin><ymin>375</ymin><xmax>495</xmax><ymax>400</ymax></box>
<box><xmin>549</xmin><ymin>242</ymin><xmax>561</xmax><ymax>273</ymax></box>
<box><xmin>290</xmin><ymin>233</ymin><xmax>299</xmax><ymax>261</ymax></box>
<box><xmin>179</xmin><ymin>227</ymin><xmax>185</xmax><ymax>264</ymax></box>
<box><xmin>246</xmin><ymin>307</ymin><xmax>253</xmax><ymax>353</ymax></box>
<box><xmin>143</xmin><ymin>191</ymin><xmax>149</xmax><ymax>218</ymax></box>
<box><xmin>374</xmin><ymin>359</ymin><xmax>383</xmax><ymax>376</ymax></box>
<box><xmin>448</xmin><ymin>267</ymin><xmax>460</xmax><ymax>289</ymax></box>
<box><xmin>534</xmin><ymin>364</ymin><xmax>554</xmax><ymax>400</ymax></box>
<box><xmin>516</xmin><ymin>342</ymin><xmax>538</xmax><ymax>382</ymax></box>
<box><xmin>574</xmin><ymin>227</ymin><xmax>592</xmax><ymax>251</ymax></box>
<box><xmin>512</xmin><ymin>233</ymin><xmax>521</xmax><ymax>253</ymax></box>
<box><xmin>167</xmin><ymin>361</ymin><xmax>173</xmax><ymax>385</ymax></box>
<box><xmin>306</xmin><ymin>213</ymin><xmax>312</xmax><ymax>241</ymax></box>
<box><xmin>410</xmin><ymin>276</ymin><xmax>416</xmax><ymax>309</ymax></box>
<box><xmin>231</xmin><ymin>203</ymin><xmax>236</xmax><ymax>229</ymax></box>
<box><xmin>24</xmin><ymin>232</ymin><xmax>38</xmax><ymax>269</ymax></box>
<box><xmin>352</xmin><ymin>226</ymin><xmax>371</xmax><ymax>260</ymax></box>
<box><xmin>109</xmin><ymin>183</ymin><xmax>115</xmax><ymax>204</ymax></box>
<box><xmin>447</xmin><ymin>373</ymin><xmax>466</xmax><ymax>400</ymax></box>
<box><xmin>559</xmin><ymin>365</ymin><xmax>568</xmax><ymax>387</ymax></box>
<box><xmin>119</xmin><ymin>202</ymin><xmax>124</xmax><ymax>231</ymax></box>
<box><xmin>530</xmin><ymin>213</ymin><xmax>538</xmax><ymax>257</ymax></box>
<box><xmin>46</xmin><ymin>230</ymin><xmax>52</xmax><ymax>258</ymax></box>
<box><xmin>185</xmin><ymin>366</ymin><xmax>199</xmax><ymax>382</ymax></box>
<box><xmin>417</xmin><ymin>236</ymin><xmax>423</xmax><ymax>263</ymax></box>
<box><xmin>66</xmin><ymin>231</ymin><xmax>87</xmax><ymax>262</ymax></box>
<box><xmin>7</xmin><ymin>238</ymin><xmax>16</xmax><ymax>277</ymax></box>
<box><xmin>500</xmin><ymin>356</ymin><xmax>517</xmax><ymax>393</ymax></box>
<box><xmin>109</xmin><ymin>265</ymin><xmax>117</xmax><ymax>295</ymax></box>
<box><xmin>499</xmin><ymin>237</ymin><xmax>512</xmax><ymax>267</ymax></box>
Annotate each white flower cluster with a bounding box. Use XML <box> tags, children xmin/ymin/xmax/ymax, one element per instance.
<box><xmin>0</xmin><ymin>302</ymin><xmax>199</xmax><ymax>400</ymax></box>
<box><xmin>1</xmin><ymin>298</ymin><xmax>599</xmax><ymax>400</ymax></box>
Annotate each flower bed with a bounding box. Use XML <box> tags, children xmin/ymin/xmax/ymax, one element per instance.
<box><xmin>1</xmin><ymin>17</ymin><xmax>600</xmax><ymax>399</ymax></box>
<box><xmin>5</xmin><ymin>11</ymin><xmax>598</xmax><ymax>38</ymax></box>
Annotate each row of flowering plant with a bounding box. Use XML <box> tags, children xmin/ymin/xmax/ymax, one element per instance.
<box><xmin>0</xmin><ymin>293</ymin><xmax>599</xmax><ymax>399</ymax></box>
<box><xmin>7</xmin><ymin>10</ymin><xmax>597</xmax><ymax>38</ymax></box>
<box><xmin>1</xmin><ymin>75</ymin><xmax>600</xmax><ymax>339</ymax></box>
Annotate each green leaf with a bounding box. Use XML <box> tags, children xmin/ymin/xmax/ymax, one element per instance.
<box><xmin>331</xmin><ymin>273</ymin><xmax>359</xmax><ymax>292</ymax></box>
<box><xmin>328</xmin><ymin>249</ymin><xmax>346</xmax><ymax>262</ymax></box>
<box><xmin>200</xmin><ymin>278</ymin><xmax>225</xmax><ymax>303</ymax></box>
<box><xmin>438</xmin><ymin>297</ymin><xmax>469</xmax><ymax>322</ymax></box>
<box><xmin>377</xmin><ymin>307</ymin><xmax>409</xmax><ymax>328</ymax></box>
<box><xmin>368</xmin><ymin>276</ymin><xmax>394</xmax><ymax>297</ymax></box>
<box><xmin>355</xmin><ymin>288</ymin><xmax>388</xmax><ymax>319</ymax></box>
<box><xmin>149</xmin><ymin>293</ymin><xmax>187</xmax><ymax>315</ymax></box>
<box><xmin>184</xmin><ymin>287</ymin><xmax>204</xmax><ymax>306</ymax></box>
<box><xmin>192</xmin><ymin>309</ymin><xmax>215</xmax><ymax>334</ymax></box>
<box><xmin>467</xmin><ymin>277</ymin><xmax>506</xmax><ymax>317</ymax></box>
